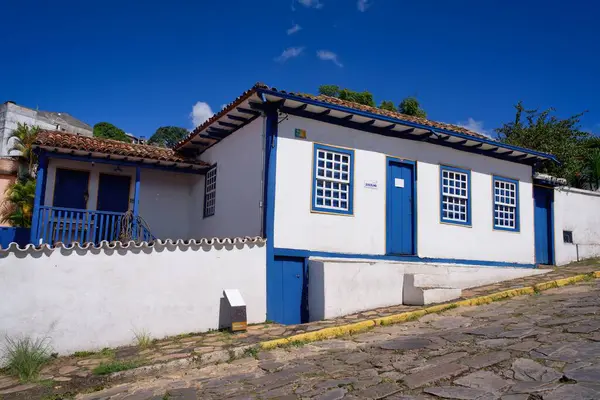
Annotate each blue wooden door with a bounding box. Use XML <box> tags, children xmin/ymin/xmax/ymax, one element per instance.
<box><xmin>534</xmin><ymin>186</ymin><xmax>554</xmax><ymax>265</ymax></box>
<box><xmin>386</xmin><ymin>161</ymin><xmax>415</xmax><ymax>255</ymax></box>
<box><xmin>97</xmin><ymin>174</ymin><xmax>131</xmax><ymax>212</ymax></box>
<box><xmin>267</xmin><ymin>256</ymin><xmax>306</xmax><ymax>325</ymax></box>
<box><xmin>53</xmin><ymin>169</ymin><xmax>90</xmax><ymax>209</ymax></box>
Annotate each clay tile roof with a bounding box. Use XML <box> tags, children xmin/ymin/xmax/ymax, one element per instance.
<box><xmin>35</xmin><ymin>130</ymin><xmax>209</xmax><ymax>167</ymax></box>
<box><xmin>175</xmin><ymin>82</ymin><xmax>489</xmax><ymax>150</ymax></box>
<box><xmin>261</xmin><ymin>84</ymin><xmax>489</xmax><ymax>139</ymax></box>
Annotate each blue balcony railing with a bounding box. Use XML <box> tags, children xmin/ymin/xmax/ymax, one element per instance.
<box><xmin>33</xmin><ymin>206</ymin><xmax>154</xmax><ymax>246</ymax></box>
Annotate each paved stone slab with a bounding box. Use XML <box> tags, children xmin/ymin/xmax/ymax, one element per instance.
<box><xmin>543</xmin><ymin>384</ymin><xmax>600</xmax><ymax>400</ymax></box>
<box><xmin>403</xmin><ymin>363</ymin><xmax>469</xmax><ymax>389</ymax></box>
<box><xmin>463</xmin><ymin>351</ymin><xmax>511</xmax><ymax>369</ymax></box>
<box><xmin>424</xmin><ymin>386</ymin><xmax>495</xmax><ymax>400</ymax></box>
<box><xmin>379</xmin><ymin>337</ymin><xmax>432</xmax><ymax>350</ymax></box>
<box><xmin>511</xmin><ymin>358</ymin><xmax>562</xmax><ymax>382</ymax></box>
<box><xmin>454</xmin><ymin>370</ymin><xmax>510</xmax><ymax>392</ymax></box>
<box><xmin>314</xmin><ymin>388</ymin><xmax>347</xmax><ymax>400</ymax></box>
<box><xmin>0</xmin><ymin>383</ymin><xmax>37</xmax><ymax>395</ymax></box>
<box><xmin>564</xmin><ymin>364</ymin><xmax>600</xmax><ymax>382</ymax></box>
<box><xmin>352</xmin><ymin>382</ymin><xmax>402</xmax><ymax>399</ymax></box>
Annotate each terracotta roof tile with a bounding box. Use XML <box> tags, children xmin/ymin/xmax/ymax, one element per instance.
<box><xmin>35</xmin><ymin>130</ymin><xmax>209</xmax><ymax>166</ymax></box>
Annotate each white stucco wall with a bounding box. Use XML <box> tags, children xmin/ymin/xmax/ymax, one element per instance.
<box><xmin>308</xmin><ymin>258</ymin><xmax>405</xmax><ymax>321</ymax></box>
<box><xmin>44</xmin><ymin>159</ymin><xmax>198</xmax><ymax>240</ymax></box>
<box><xmin>0</xmin><ymin>240</ymin><xmax>266</xmax><ymax>355</ymax></box>
<box><xmin>553</xmin><ymin>186</ymin><xmax>600</xmax><ymax>265</ymax></box>
<box><xmin>274</xmin><ymin>115</ymin><xmax>535</xmax><ymax>264</ymax></box>
<box><xmin>193</xmin><ymin>118</ymin><xmax>265</xmax><ymax>238</ymax></box>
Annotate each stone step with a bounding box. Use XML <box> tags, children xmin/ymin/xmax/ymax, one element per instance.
<box><xmin>403</xmin><ymin>274</ymin><xmax>462</xmax><ymax>306</ymax></box>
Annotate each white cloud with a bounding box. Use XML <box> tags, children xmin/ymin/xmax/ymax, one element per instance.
<box><xmin>457</xmin><ymin>117</ymin><xmax>492</xmax><ymax>138</ymax></box>
<box><xmin>298</xmin><ymin>0</ymin><xmax>323</xmax><ymax>9</ymax></box>
<box><xmin>357</xmin><ymin>0</ymin><xmax>371</xmax><ymax>12</ymax></box>
<box><xmin>274</xmin><ymin>47</ymin><xmax>305</xmax><ymax>63</ymax></box>
<box><xmin>316</xmin><ymin>50</ymin><xmax>343</xmax><ymax>67</ymax></box>
<box><xmin>190</xmin><ymin>101</ymin><xmax>214</xmax><ymax>127</ymax></box>
<box><xmin>287</xmin><ymin>23</ymin><xmax>302</xmax><ymax>35</ymax></box>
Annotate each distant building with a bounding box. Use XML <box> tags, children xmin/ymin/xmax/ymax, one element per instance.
<box><xmin>0</xmin><ymin>101</ymin><xmax>92</xmax><ymax>226</ymax></box>
<box><xmin>0</xmin><ymin>101</ymin><xmax>92</xmax><ymax>157</ymax></box>
<box><xmin>125</xmin><ymin>133</ymin><xmax>146</xmax><ymax>144</ymax></box>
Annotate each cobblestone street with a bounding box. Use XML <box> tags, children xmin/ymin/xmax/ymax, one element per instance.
<box><xmin>61</xmin><ymin>279</ymin><xmax>600</xmax><ymax>400</ymax></box>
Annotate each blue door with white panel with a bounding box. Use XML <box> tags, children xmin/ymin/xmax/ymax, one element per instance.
<box><xmin>386</xmin><ymin>160</ymin><xmax>415</xmax><ymax>255</ymax></box>
<box><xmin>267</xmin><ymin>256</ymin><xmax>307</xmax><ymax>325</ymax></box>
<box><xmin>534</xmin><ymin>186</ymin><xmax>554</xmax><ymax>265</ymax></box>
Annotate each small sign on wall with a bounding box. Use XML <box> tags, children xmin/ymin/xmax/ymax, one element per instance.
<box><xmin>395</xmin><ymin>178</ymin><xmax>405</xmax><ymax>188</ymax></box>
<box><xmin>364</xmin><ymin>180</ymin><xmax>378</xmax><ymax>189</ymax></box>
<box><xmin>295</xmin><ymin>128</ymin><xmax>307</xmax><ymax>139</ymax></box>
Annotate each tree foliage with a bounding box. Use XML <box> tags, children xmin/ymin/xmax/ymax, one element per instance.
<box><xmin>318</xmin><ymin>85</ymin><xmax>426</xmax><ymax>117</ymax></box>
<box><xmin>399</xmin><ymin>97</ymin><xmax>427</xmax><ymax>118</ymax></box>
<box><xmin>495</xmin><ymin>102</ymin><xmax>594</xmax><ymax>187</ymax></box>
<box><xmin>147</xmin><ymin>126</ymin><xmax>189</xmax><ymax>148</ymax></box>
<box><xmin>379</xmin><ymin>101</ymin><xmax>397</xmax><ymax>112</ymax></box>
<box><xmin>1</xmin><ymin>178</ymin><xmax>36</xmax><ymax>228</ymax></box>
<box><xmin>318</xmin><ymin>85</ymin><xmax>375</xmax><ymax>107</ymax></box>
<box><xmin>2</xmin><ymin>123</ymin><xmax>39</xmax><ymax>227</ymax></box>
<box><xmin>93</xmin><ymin>122</ymin><xmax>130</xmax><ymax>142</ymax></box>
<box><xmin>8</xmin><ymin>123</ymin><xmax>39</xmax><ymax>178</ymax></box>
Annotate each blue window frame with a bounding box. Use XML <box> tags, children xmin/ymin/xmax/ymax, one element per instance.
<box><xmin>440</xmin><ymin>165</ymin><xmax>471</xmax><ymax>225</ymax></box>
<box><xmin>312</xmin><ymin>144</ymin><xmax>354</xmax><ymax>215</ymax></box>
<box><xmin>203</xmin><ymin>166</ymin><xmax>217</xmax><ymax>218</ymax></box>
<box><xmin>493</xmin><ymin>176</ymin><xmax>519</xmax><ymax>231</ymax></box>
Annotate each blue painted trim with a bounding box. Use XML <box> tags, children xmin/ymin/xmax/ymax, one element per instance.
<box><xmin>273</xmin><ymin>247</ymin><xmax>536</xmax><ymax>268</ymax></box>
<box><xmin>311</xmin><ymin>144</ymin><xmax>354</xmax><ymax>215</ymax></box>
<box><xmin>549</xmin><ymin>189</ymin><xmax>556</xmax><ymax>265</ymax></box>
<box><xmin>30</xmin><ymin>152</ymin><xmax>48</xmax><ymax>245</ymax></box>
<box><xmin>264</xmin><ymin>107</ymin><xmax>279</xmax><ymax>322</ymax></box>
<box><xmin>256</xmin><ymin>88</ymin><xmax>558</xmax><ymax>164</ymax></box>
<box><xmin>132</xmin><ymin>167</ymin><xmax>141</xmax><ymax>240</ymax></box>
<box><xmin>44</xmin><ymin>152</ymin><xmax>209</xmax><ymax>175</ymax></box>
<box><xmin>439</xmin><ymin>165</ymin><xmax>471</xmax><ymax>226</ymax></box>
<box><xmin>385</xmin><ymin>157</ymin><xmax>417</xmax><ymax>255</ymax></box>
<box><xmin>492</xmin><ymin>176</ymin><xmax>520</xmax><ymax>232</ymax></box>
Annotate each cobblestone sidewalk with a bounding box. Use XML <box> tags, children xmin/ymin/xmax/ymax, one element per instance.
<box><xmin>1</xmin><ymin>259</ymin><xmax>599</xmax><ymax>399</ymax></box>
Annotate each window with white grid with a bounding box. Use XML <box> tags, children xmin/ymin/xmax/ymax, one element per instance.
<box><xmin>313</xmin><ymin>145</ymin><xmax>353</xmax><ymax>214</ymax></box>
<box><xmin>203</xmin><ymin>167</ymin><xmax>217</xmax><ymax>217</ymax></box>
<box><xmin>440</xmin><ymin>166</ymin><xmax>470</xmax><ymax>225</ymax></box>
<box><xmin>493</xmin><ymin>177</ymin><xmax>518</xmax><ymax>231</ymax></box>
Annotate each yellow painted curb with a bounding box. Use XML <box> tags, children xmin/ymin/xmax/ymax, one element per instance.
<box><xmin>257</xmin><ymin>271</ymin><xmax>600</xmax><ymax>351</ymax></box>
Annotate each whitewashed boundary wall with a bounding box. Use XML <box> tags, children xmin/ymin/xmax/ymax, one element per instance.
<box><xmin>554</xmin><ymin>187</ymin><xmax>600</xmax><ymax>265</ymax></box>
<box><xmin>0</xmin><ymin>238</ymin><xmax>266</xmax><ymax>356</ymax></box>
<box><xmin>308</xmin><ymin>259</ymin><xmax>405</xmax><ymax>321</ymax></box>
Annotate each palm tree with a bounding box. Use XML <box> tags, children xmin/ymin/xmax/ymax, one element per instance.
<box><xmin>0</xmin><ymin>179</ymin><xmax>36</xmax><ymax>227</ymax></box>
<box><xmin>8</xmin><ymin>123</ymin><xmax>40</xmax><ymax>178</ymax></box>
<box><xmin>0</xmin><ymin>123</ymin><xmax>40</xmax><ymax>227</ymax></box>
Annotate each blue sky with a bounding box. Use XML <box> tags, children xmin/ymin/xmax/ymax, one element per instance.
<box><xmin>1</xmin><ymin>0</ymin><xmax>599</xmax><ymax>140</ymax></box>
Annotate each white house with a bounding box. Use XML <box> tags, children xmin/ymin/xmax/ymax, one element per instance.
<box><xmin>23</xmin><ymin>83</ymin><xmax>600</xmax><ymax>327</ymax></box>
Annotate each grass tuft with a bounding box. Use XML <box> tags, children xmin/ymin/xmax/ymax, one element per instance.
<box><xmin>92</xmin><ymin>360</ymin><xmax>139</xmax><ymax>375</ymax></box>
<box><xmin>133</xmin><ymin>329</ymin><xmax>153</xmax><ymax>349</ymax></box>
<box><xmin>2</xmin><ymin>335</ymin><xmax>52</xmax><ymax>382</ymax></box>
<box><xmin>72</xmin><ymin>351</ymin><xmax>96</xmax><ymax>358</ymax></box>
<box><xmin>243</xmin><ymin>346</ymin><xmax>260</xmax><ymax>359</ymax></box>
